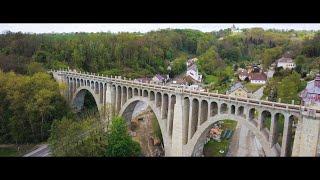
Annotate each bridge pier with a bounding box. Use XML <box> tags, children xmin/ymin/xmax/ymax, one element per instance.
<box><xmin>292</xmin><ymin>112</ymin><xmax>320</xmax><ymax>156</ymax></box>
<box><xmin>280</xmin><ymin>114</ymin><xmax>291</xmax><ymax>156</ymax></box>
<box><xmin>171</xmin><ymin>94</ymin><xmax>185</xmax><ymax>156</ymax></box>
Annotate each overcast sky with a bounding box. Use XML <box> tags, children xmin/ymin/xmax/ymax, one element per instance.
<box><xmin>0</xmin><ymin>23</ymin><xmax>319</xmax><ymax>34</ymax></box>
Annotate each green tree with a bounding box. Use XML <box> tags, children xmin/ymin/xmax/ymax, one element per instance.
<box><xmin>105</xmin><ymin>116</ymin><xmax>141</xmax><ymax>157</ymax></box>
<box><xmin>278</xmin><ymin>72</ymin><xmax>302</xmax><ymax>103</ymax></box>
<box><xmin>49</xmin><ymin>115</ymin><xmax>107</xmax><ymax>157</ymax></box>
<box><xmin>27</xmin><ymin>62</ymin><xmax>45</xmax><ymax>75</ymax></box>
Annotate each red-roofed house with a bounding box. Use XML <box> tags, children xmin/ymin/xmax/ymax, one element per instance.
<box><xmin>249</xmin><ymin>72</ymin><xmax>267</xmax><ymax>84</ymax></box>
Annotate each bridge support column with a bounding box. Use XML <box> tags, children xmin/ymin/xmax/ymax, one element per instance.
<box><xmin>258</xmin><ymin>111</ymin><xmax>263</xmax><ymax>131</ymax></box>
<box><xmin>188</xmin><ymin>98</ymin><xmax>193</xmax><ymax>140</ymax></box>
<box><xmin>292</xmin><ymin>112</ymin><xmax>320</xmax><ymax>156</ymax></box>
<box><xmin>281</xmin><ymin>114</ymin><xmax>291</xmax><ymax>156</ymax></box>
<box><xmin>116</xmin><ymin>86</ymin><xmax>121</xmax><ymax>114</ymax></box>
<box><xmin>269</xmin><ymin>113</ymin><xmax>277</xmax><ymax>148</ymax></box>
<box><xmin>171</xmin><ymin>94</ymin><xmax>185</xmax><ymax>156</ymax></box>
<box><xmin>166</xmin><ymin>95</ymin><xmax>172</xmax><ymax>132</ymax></box>
<box><xmin>105</xmin><ymin>83</ymin><xmax>114</xmax><ymax>118</ymax></box>
<box><xmin>197</xmin><ymin>99</ymin><xmax>202</xmax><ymax>127</ymax></box>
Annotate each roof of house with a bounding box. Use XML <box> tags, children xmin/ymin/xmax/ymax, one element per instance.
<box><xmin>187</xmin><ymin>58</ymin><xmax>198</xmax><ymax>63</ymax></box>
<box><xmin>300</xmin><ymin>75</ymin><xmax>320</xmax><ymax>98</ymax></box>
<box><xmin>154</xmin><ymin>74</ymin><xmax>165</xmax><ymax>81</ymax></box>
<box><xmin>249</xmin><ymin>72</ymin><xmax>267</xmax><ymax>81</ymax></box>
<box><xmin>187</xmin><ymin>63</ymin><xmax>197</xmax><ymax>72</ymax></box>
<box><xmin>238</xmin><ymin>69</ymin><xmax>249</xmax><ymax>77</ymax></box>
<box><xmin>277</xmin><ymin>57</ymin><xmax>294</xmax><ymax>63</ymax></box>
<box><xmin>229</xmin><ymin>82</ymin><xmax>247</xmax><ymax>93</ymax></box>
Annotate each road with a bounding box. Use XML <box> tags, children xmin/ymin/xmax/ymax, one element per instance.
<box><xmin>23</xmin><ymin>144</ymin><xmax>51</xmax><ymax>157</ymax></box>
<box><xmin>251</xmin><ymin>86</ymin><xmax>265</xmax><ymax>100</ymax></box>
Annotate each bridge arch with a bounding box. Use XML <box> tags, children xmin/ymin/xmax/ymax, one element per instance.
<box><xmin>118</xmin><ymin>96</ymin><xmax>170</xmax><ymax>156</ymax></box>
<box><xmin>71</xmin><ymin>86</ymin><xmax>102</xmax><ymax>116</ymax></box>
<box><xmin>184</xmin><ymin>114</ymin><xmax>276</xmax><ymax>157</ymax></box>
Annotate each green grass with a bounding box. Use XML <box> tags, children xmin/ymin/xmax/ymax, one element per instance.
<box><xmin>203</xmin><ymin>120</ymin><xmax>237</xmax><ymax>157</ymax></box>
<box><xmin>0</xmin><ymin>144</ymin><xmax>37</xmax><ymax>157</ymax></box>
<box><xmin>264</xmin><ymin>116</ymin><xmax>271</xmax><ymax>130</ymax></box>
<box><xmin>244</xmin><ymin>83</ymin><xmax>263</xmax><ymax>93</ymax></box>
<box><xmin>151</xmin><ymin>114</ymin><xmax>163</xmax><ymax>143</ymax></box>
<box><xmin>0</xmin><ymin>147</ymin><xmax>18</xmax><ymax>157</ymax></box>
<box><xmin>203</xmin><ymin>139</ymin><xmax>229</xmax><ymax>157</ymax></box>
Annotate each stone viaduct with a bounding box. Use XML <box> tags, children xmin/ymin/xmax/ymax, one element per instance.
<box><xmin>50</xmin><ymin>70</ymin><xmax>320</xmax><ymax>157</ymax></box>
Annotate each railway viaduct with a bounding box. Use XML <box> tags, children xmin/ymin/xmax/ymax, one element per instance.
<box><xmin>50</xmin><ymin>69</ymin><xmax>320</xmax><ymax>157</ymax></box>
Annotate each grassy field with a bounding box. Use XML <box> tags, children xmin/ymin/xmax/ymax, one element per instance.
<box><xmin>0</xmin><ymin>147</ymin><xmax>18</xmax><ymax>157</ymax></box>
<box><xmin>203</xmin><ymin>120</ymin><xmax>237</xmax><ymax>157</ymax></box>
<box><xmin>0</xmin><ymin>144</ymin><xmax>37</xmax><ymax>157</ymax></box>
<box><xmin>244</xmin><ymin>83</ymin><xmax>263</xmax><ymax>93</ymax></box>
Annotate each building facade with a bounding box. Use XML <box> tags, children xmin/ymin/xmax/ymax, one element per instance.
<box><xmin>277</xmin><ymin>57</ymin><xmax>296</xmax><ymax>70</ymax></box>
<box><xmin>186</xmin><ymin>64</ymin><xmax>202</xmax><ymax>82</ymax></box>
<box><xmin>300</xmin><ymin>74</ymin><xmax>320</xmax><ymax>108</ymax></box>
<box><xmin>249</xmin><ymin>72</ymin><xmax>267</xmax><ymax>84</ymax></box>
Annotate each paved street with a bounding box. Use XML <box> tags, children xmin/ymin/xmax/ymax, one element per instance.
<box><xmin>251</xmin><ymin>86</ymin><xmax>265</xmax><ymax>100</ymax></box>
<box><xmin>23</xmin><ymin>144</ymin><xmax>51</xmax><ymax>157</ymax></box>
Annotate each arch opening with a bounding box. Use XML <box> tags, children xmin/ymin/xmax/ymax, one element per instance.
<box><xmin>210</xmin><ymin>102</ymin><xmax>218</xmax><ymax>117</ymax></box>
<box><xmin>72</xmin><ymin>88</ymin><xmax>99</xmax><ymax>118</ymax></box>
<box><xmin>168</xmin><ymin>95</ymin><xmax>176</xmax><ymax>137</ymax></box>
<box><xmin>156</xmin><ymin>92</ymin><xmax>162</xmax><ymax>109</ymax></box>
<box><xmin>194</xmin><ymin>119</ymin><xmax>238</xmax><ymax>157</ymax></box>
<box><xmin>190</xmin><ymin>98</ymin><xmax>199</xmax><ymax>139</ymax></box>
<box><xmin>274</xmin><ymin>113</ymin><xmax>285</xmax><ymax>147</ymax></box>
<box><xmin>231</xmin><ymin>105</ymin><xmax>236</xmax><ymax>115</ymax></box>
<box><xmin>162</xmin><ymin>94</ymin><xmax>169</xmax><ymax>120</ymax></box>
<box><xmin>143</xmin><ymin>90</ymin><xmax>148</xmax><ymax>98</ymax></box>
<box><xmin>261</xmin><ymin>110</ymin><xmax>272</xmax><ymax>139</ymax></box>
<box><xmin>122</xmin><ymin>86</ymin><xmax>127</xmax><ymax>105</ymax></box>
<box><xmin>134</xmin><ymin>88</ymin><xmax>138</xmax><ymax>96</ymax></box>
<box><xmin>220</xmin><ymin>103</ymin><xmax>228</xmax><ymax>114</ymax></box>
<box><xmin>237</xmin><ymin>106</ymin><xmax>244</xmax><ymax>117</ymax></box>
<box><xmin>287</xmin><ymin>115</ymin><xmax>299</xmax><ymax>156</ymax></box>
<box><xmin>200</xmin><ymin>100</ymin><xmax>208</xmax><ymax>125</ymax></box>
<box><xmin>128</xmin><ymin>87</ymin><xmax>133</xmax><ymax>99</ymax></box>
<box><xmin>249</xmin><ymin>108</ymin><xmax>259</xmax><ymax>127</ymax></box>
<box><xmin>150</xmin><ymin>91</ymin><xmax>155</xmax><ymax>101</ymax></box>
<box><xmin>95</xmin><ymin>82</ymin><xmax>99</xmax><ymax>94</ymax></box>
<box><xmin>120</xmin><ymin>100</ymin><xmax>165</xmax><ymax>157</ymax></box>
<box><xmin>183</xmin><ymin>97</ymin><xmax>190</xmax><ymax>145</ymax></box>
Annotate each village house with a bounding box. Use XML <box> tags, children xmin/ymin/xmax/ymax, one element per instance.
<box><xmin>277</xmin><ymin>57</ymin><xmax>296</xmax><ymax>70</ymax></box>
<box><xmin>170</xmin><ymin>76</ymin><xmax>205</xmax><ymax>91</ymax></box>
<box><xmin>299</xmin><ymin>74</ymin><xmax>320</xmax><ymax>108</ymax></box>
<box><xmin>238</xmin><ymin>69</ymin><xmax>249</xmax><ymax>81</ymax></box>
<box><xmin>226</xmin><ymin>82</ymin><xmax>248</xmax><ymax>98</ymax></box>
<box><xmin>151</xmin><ymin>74</ymin><xmax>169</xmax><ymax>84</ymax></box>
<box><xmin>186</xmin><ymin>64</ymin><xmax>202</xmax><ymax>82</ymax></box>
<box><xmin>186</xmin><ymin>57</ymin><xmax>198</xmax><ymax>67</ymax></box>
<box><xmin>249</xmin><ymin>72</ymin><xmax>267</xmax><ymax>84</ymax></box>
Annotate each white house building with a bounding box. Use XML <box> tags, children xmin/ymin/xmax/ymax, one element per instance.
<box><xmin>186</xmin><ymin>64</ymin><xmax>202</xmax><ymax>82</ymax></box>
<box><xmin>277</xmin><ymin>57</ymin><xmax>296</xmax><ymax>70</ymax></box>
<box><xmin>249</xmin><ymin>72</ymin><xmax>267</xmax><ymax>84</ymax></box>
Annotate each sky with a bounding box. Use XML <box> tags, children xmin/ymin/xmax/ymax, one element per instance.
<box><xmin>0</xmin><ymin>23</ymin><xmax>319</xmax><ymax>34</ymax></box>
